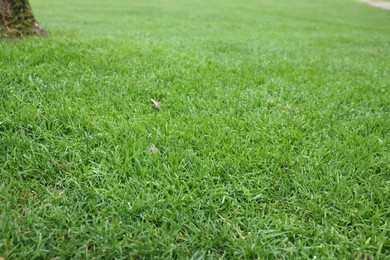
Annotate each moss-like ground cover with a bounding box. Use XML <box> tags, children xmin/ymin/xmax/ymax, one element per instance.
<box><xmin>1</xmin><ymin>0</ymin><xmax>389</xmax><ymax>258</ymax></box>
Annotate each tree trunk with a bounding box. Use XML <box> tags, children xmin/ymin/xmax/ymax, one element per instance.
<box><xmin>0</xmin><ymin>0</ymin><xmax>46</xmax><ymax>37</ymax></box>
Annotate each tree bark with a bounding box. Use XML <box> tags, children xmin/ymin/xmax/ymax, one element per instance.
<box><xmin>0</xmin><ymin>0</ymin><xmax>46</xmax><ymax>37</ymax></box>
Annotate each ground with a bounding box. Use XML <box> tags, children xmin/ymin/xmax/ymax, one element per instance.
<box><xmin>0</xmin><ymin>0</ymin><xmax>389</xmax><ymax>258</ymax></box>
<box><xmin>361</xmin><ymin>0</ymin><xmax>390</xmax><ymax>10</ymax></box>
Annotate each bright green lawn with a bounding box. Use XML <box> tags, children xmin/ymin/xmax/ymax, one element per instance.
<box><xmin>1</xmin><ymin>0</ymin><xmax>389</xmax><ymax>258</ymax></box>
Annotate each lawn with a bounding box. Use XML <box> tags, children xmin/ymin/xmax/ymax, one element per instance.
<box><xmin>0</xmin><ymin>0</ymin><xmax>389</xmax><ymax>258</ymax></box>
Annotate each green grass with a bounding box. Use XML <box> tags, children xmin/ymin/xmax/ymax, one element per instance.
<box><xmin>1</xmin><ymin>0</ymin><xmax>389</xmax><ymax>258</ymax></box>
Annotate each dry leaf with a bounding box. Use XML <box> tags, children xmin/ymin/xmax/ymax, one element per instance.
<box><xmin>151</xmin><ymin>98</ymin><xmax>159</xmax><ymax>109</ymax></box>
